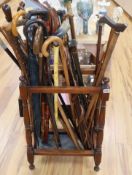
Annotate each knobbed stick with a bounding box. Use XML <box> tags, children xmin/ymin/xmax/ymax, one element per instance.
<box><xmin>2</xmin><ymin>3</ymin><xmax>12</xmax><ymax>22</ymax></box>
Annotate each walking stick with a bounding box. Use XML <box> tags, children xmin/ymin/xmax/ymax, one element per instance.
<box><xmin>64</xmin><ymin>0</ymin><xmax>76</xmax><ymax>39</ymax></box>
<box><xmin>64</xmin><ymin>0</ymin><xmax>87</xmax><ymax>110</ymax></box>
<box><xmin>53</xmin><ymin>44</ymin><xmax>59</xmax><ymax>122</ymax></box>
<box><xmin>42</xmin><ymin>36</ymin><xmax>83</xmax><ymax>149</ymax></box>
<box><xmin>0</xmin><ymin>37</ymin><xmax>20</xmax><ymax>68</ymax></box>
<box><xmin>84</xmin><ymin>15</ymin><xmax>127</xmax><ymax>146</ymax></box>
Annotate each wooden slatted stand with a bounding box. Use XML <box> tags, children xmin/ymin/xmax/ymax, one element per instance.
<box><xmin>19</xmin><ymin>76</ymin><xmax>110</xmax><ymax>171</ymax></box>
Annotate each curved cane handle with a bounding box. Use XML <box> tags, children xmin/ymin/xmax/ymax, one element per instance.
<box><xmin>98</xmin><ymin>15</ymin><xmax>127</xmax><ymax>32</ymax></box>
<box><xmin>12</xmin><ymin>10</ymin><xmax>26</xmax><ymax>36</ymax></box>
<box><xmin>41</xmin><ymin>36</ymin><xmax>63</xmax><ymax>57</ymax></box>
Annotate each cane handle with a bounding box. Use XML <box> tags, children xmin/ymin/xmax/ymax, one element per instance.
<box><xmin>12</xmin><ymin>10</ymin><xmax>26</xmax><ymax>36</ymax></box>
<box><xmin>41</xmin><ymin>36</ymin><xmax>63</xmax><ymax>57</ymax></box>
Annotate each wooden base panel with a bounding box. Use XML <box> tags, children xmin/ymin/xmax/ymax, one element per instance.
<box><xmin>34</xmin><ymin>149</ymin><xmax>94</xmax><ymax>156</ymax></box>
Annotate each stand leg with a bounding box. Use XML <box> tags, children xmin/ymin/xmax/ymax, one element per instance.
<box><xmin>94</xmin><ymin>149</ymin><xmax>101</xmax><ymax>172</ymax></box>
<box><xmin>20</xmin><ymin>84</ymin><xmax>35</xmax><ymax>170</ymax></box>
<box><xmin>27</xmin><ymin>147</ymin><xmax>35</xmax><ymax>170</ymax></box>
<box><xmin>94</xmin><ymin>84</ymin><xmax>109</xmax><ymax>171</ymax></box>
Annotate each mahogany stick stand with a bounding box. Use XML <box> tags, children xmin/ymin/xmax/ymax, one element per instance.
<box><xmin>19</xmin><ymin>77</ymin><xmax>110</xmax><ymax>171</ymax></box>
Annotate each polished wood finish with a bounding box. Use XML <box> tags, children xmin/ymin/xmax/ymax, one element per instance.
<box><xmin>34</xmin><ymin>149</ymin><xmax>94</xmax><ymax>156</ymax></box>
<box><xmin>19</xmin><ymin>79</ymin><xmax>109</xmax><ymax>169</ymax></box>
<box><xmin>0</xmin><ymin>1</ymin><xmax>132</xmax><ymax>175</ymax></box>
<box><xmin>19</xmin><ymin>84</ymin><xmax>35</xmax><ymax>170</ymax></box>
<box><xmin>29</xmin><ymin>86</ymin><xmax>101</xmax><ymax>94</ymax></box>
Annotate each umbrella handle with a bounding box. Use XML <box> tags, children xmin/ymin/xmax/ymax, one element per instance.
<box><xmin>12</xmin><ymin>10</ymin><xmax>26</xmax><ymax>37</ymax></box>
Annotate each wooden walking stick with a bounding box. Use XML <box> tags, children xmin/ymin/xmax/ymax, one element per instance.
<box><xmin>33</xmin><ymin>22</ymin><xmax>76</xmax><ymax>141</ymax></box>
<box><xmin>64</xmin><ymin>0</ymin><xmax>87</xmax><ymax>111</ymax></box>
<box><xmin>11</xmin><ymin>10</ymin><xmax>28</xmax><ymax>61</ymax></box>
<box><xmin>41</xmin><ymin>36</ymin><xmax>83</xmax><ymax>149</ymax></box>
<box><xmin>0</xmin><ymin>37</ymin><xmax>20</xmax><ymax>68</ymax></box>
<box><xmin>53</xmin><ymin>44</ymin><xmax>59</xmax><ymax>122</ymax></box>
<box><xmin>64</xmin><ymin>0</ymin><xmax>76</xmax><ymax>39</ymax></box>
<box><xmin>96</xmin><ymin>23</ymin><xmax>103</xmax><ymax>73</ymax></box>
<box><xmin>83</xmin><ymin>15</ymin><xmax>127</xmax><ymax>146</ymax></box>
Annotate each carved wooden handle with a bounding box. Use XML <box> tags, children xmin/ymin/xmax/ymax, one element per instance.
<box><xmin>12</xmin><ymin>10</ymin><xmax>26</xmax><ymax>36</ymax></box>
<box><xmin>2</xmin><ymin>4</ymin><xmax>12</xmax><ymax>22</ymax></box>
<box><xmin>98</xmin><ymin>15</ymin><xmax>127</xmax><ymax>32</ymax></box>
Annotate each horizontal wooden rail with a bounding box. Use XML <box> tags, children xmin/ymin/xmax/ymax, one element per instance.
<box><xmin>28</xmin><ymin>86</ymin><xmax>101</xmax><ymax>94</ymax></box>
<box><xmin>34</xmin><ymin>149</ymin><xmax>94</xmax><ymax>156</ymax></box>
<box><xmin>50</xmin><ymin>65</ymin><xmax>95</xmax><ymax>75</ymax></box>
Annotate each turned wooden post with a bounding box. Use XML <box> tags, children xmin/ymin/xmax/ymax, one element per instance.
<box><xmin>19</xmin><ymin>82</ymin><xmax>35</xmax><ymax>170</ymax></box>
<box><xmin>94</xmin><ymin>78</ymin><xmax>110</xmax><ymax>171</ymax></box>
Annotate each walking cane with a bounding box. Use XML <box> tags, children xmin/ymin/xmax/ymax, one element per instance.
<box><xmin>53</xmin><ymin>44</ymin><xmax>59</xmax><ymax>122</ymax></box>
<box><xmin>0</xmin><ymin>37</ymin><xmax>20</xmax><ymax>68</ymax></box>
<box><xmin>41</xmin><ymin>36</ymin><xmax>83</xmax><ymax>149</ymax></box>
<box><xmin>64</xmin><ymin>0</ymin><xmax>87</xmax><ymax>111</ymax></box>
<box><xmin>84</xmin><ymin>15</ymin><xmax>127</xmax><ymax>146</ymax></box>
<box><xmin>64</xmin><ymin>0</ymin><xmax>76</xmax><ymax>39</ymax></box>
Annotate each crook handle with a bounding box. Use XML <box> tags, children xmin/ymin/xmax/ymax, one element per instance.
<box><xmin>12</xmin><ymin>10</ymin><xmax>26</xmax><ymax>36</ymax></box>
<box><xmin>41</xmin><ymin>36</ymin><xmax>63</xmax><ymax>57</ymax></box>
